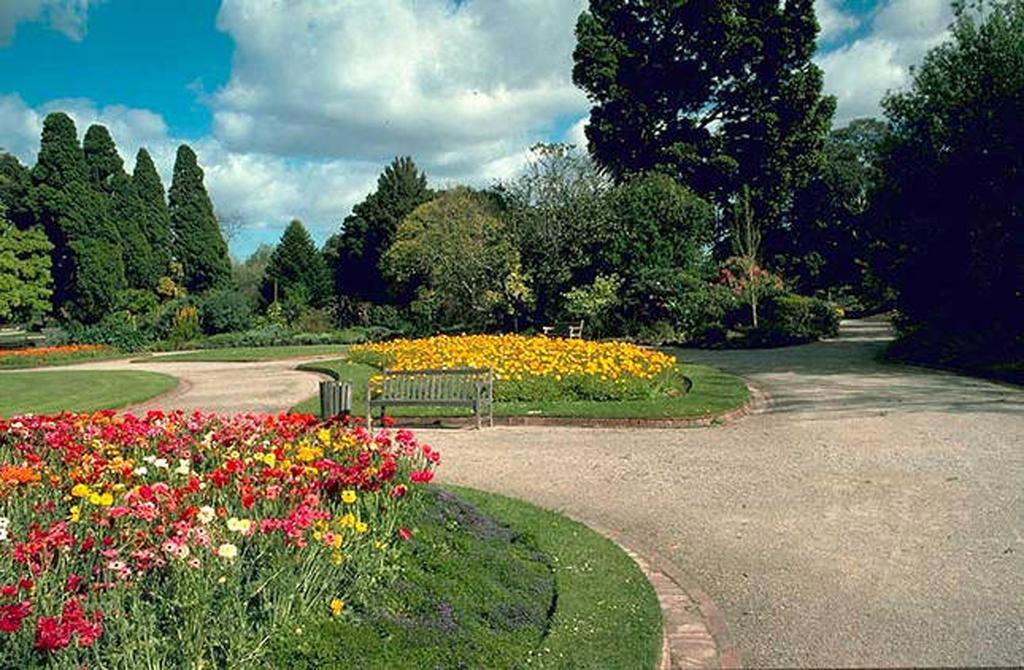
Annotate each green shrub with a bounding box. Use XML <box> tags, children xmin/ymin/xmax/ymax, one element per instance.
<box><xmin>68</xmin><ymin>312</ymin><xmax>151</xmax><ymax>352</ymax></box>
<box><xmin>750</xmin><ymin>294</ymin><xmax>840</xmax><ymax>347</ymax></box>
<box><xmin>563</xmin><ymin>274</ymin><xmax>622</xmax><ymax>337</ymax></box>
<box><xmin>200</xmin><ymin>289</ymin><xmax>255</xmax><ymax>334</ymax></box>
<box><xmin>154</xmin><ymin>326</ymin><xmax>392</xmax><ymax>351</ymax></box>
<box><xmin>168</xmin><ymin>305</ymin><xmax>202</xmax><ymax>344</ymax></box>
<box><xmin>667</xmin><ymin>279</ymin><xmax>741</xmax><ymax>345</ymax></box>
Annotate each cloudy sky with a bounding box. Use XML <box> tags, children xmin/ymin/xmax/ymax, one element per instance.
<box><xmin>0</xmin><ymin>0</ymin><xmax>955</xmax><ymax>258</ymax></box>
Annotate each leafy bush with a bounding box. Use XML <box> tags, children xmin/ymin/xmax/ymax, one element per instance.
<box><xmin>168</xmin><ymin>305</ymin><xmax>202</xmax><ymax>344</ymax></box>
<box><xmin>67</xmin><ymin>312</ymin><xmax>151</xmax><ymax>352</ymax></box>
<box><xmin>667</xmin><ymin>279</ymin><xmax>740</xmax><ymax>346</ymax></box>
<box><xmin>113</xmin><ymin>289</ymin><xmax>159</xmax><ymax>318</ymax></box>
<box><xmin>749</xmin><ymin>294</ymin><xmax>840</xmax><ymax>347</ymax></box>
<box><xmin>562</xmin><ymin>274</ymin><xmax>622</xmax><ymax>337</ymax></box>
<box><xmin>295</xmin><ymin>308</ymin><xmax>334</xmax><ymax>334</ymax></box>
<box><xmin>200</xmin><ymin>289</ymin><xmax>255</xmax><ymax>335</ymax></box>
<box><xmin>152</xmin><ymin>326</ymin><xmax>391</xmax><ymax>351</ymax></box>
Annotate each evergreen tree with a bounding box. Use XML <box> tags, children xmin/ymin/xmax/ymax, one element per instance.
<box><xmin>0</xmin><ymin>153</ymin><xmax>35</xmax><ymax>230</ymax></box>
<box><xmin>572</xmin><ymin>0</ymin><xmax>835</xmax><ymax>232</ymax></box>
<box><xmin>325</xmin><ymin>156</ymin><xmax>433</xmax><ymax>303</ymax></box>
<box><xmin>83</xmin><ymin>125</ymin><xmax>157</xmax><ymax>291</ymax></box>
<box><xmin>168</xmin><ymin>144</ymin><xmax>230</xmax><ymax>293</ymax></box>
<box><xmin>132</xmin><ymin>148</ymin><xmax>173</xmax><ymax>283</ymax></box>
<box><xmin>263</xmin><ymin>220</ymin><xmax>331</xmax><ymax>309</ymax></box>
<box><xmin>31</xmin><ymin>112</ymin><xmax>125</xmax><ymax>322</ymax></box>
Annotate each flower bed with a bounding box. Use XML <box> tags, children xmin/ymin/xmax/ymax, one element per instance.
<box><xmin>352</xmin><ymin>334</ymin><xmax>684</xmax><ymax>402</ymax></box>
<box><xmin>0</xmin><ymin>411</ymin><xmax>438</xmax><ymax>667</ymax></box>
<box><xmin>0</xmin><ymin>344</ymin><xmax>116</xmax><ymax>368</ymax></box>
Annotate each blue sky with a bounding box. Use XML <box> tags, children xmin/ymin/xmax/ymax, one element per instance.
<box><xmin>0</xmin><ymin>0</ymin><xmax>955</xmax><ymax>259</ymax></box>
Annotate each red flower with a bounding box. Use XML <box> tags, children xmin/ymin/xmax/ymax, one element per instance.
<box><xmin>409</xmin><ymin>470</ymin><xmax>434</xmax><ymax>484</ymax></box>
<box><xmin>0</xmin><ymin>601</ymin><xmax>32</xmax><ymax>633</ymax></box>
<box><xmin>19</xmin><ymin>578</ymin><xmax>33</xmax><ymax>593</ymax></box>
<box><xmin>34</xmin><ymin>616</ymin><xmax>71</xmax><ymax>652</ymax></box>
<box><xmin>398</xmin><ymin>527</ymin><xmax>413</xmax><ymax>541</ymax></box>
<box><xmin>0</xmin><ymin>584</ymin><xmax>17</xmax><ymax>598</ymax></box>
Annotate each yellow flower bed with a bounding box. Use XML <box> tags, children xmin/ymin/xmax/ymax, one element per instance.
<box><xmin>353</xmin><ymin>335</ymin><xmax>677</xmax><ymax>402</ymax></box>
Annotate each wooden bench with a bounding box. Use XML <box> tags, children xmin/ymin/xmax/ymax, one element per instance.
<box><xmin>366</xmin><ymin>368</ymin><xmax>494</xmax><ymax>431</ymax></box>
<box><xmin>542</xmin><ymin>320</ymin><xmax>585</xmax><ymax>339</ymax></box>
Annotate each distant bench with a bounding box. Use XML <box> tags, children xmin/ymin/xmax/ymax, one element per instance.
<box><xmin>366</xmin><ymin>368</ymin><xmax>495</xmax><ymax>431</ymax></box>
<box><xmin>542</xmin><ymin>319</ymin><xmax>584</xmax><ymax>339</ymax></box>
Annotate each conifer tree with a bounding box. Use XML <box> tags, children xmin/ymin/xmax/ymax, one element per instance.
<box><xmin>263</xmin><ymin>219</ymin><xmax>331</xmax><ymax>308</ymax></box>
<box><xmin>325</xmin><ymin>156</ymin><xmax>433</xmax><ymax>303</ymax></box>
<box><xmin>0</xmin><ymin>153</ymin><xmax>35</xmax><ymax>230</ymax></box>
<box><xmin>132</xmin><ymin>148</ymin><xmax>172</xmax><ymax>283</ymax></box>
<box><xmin>83</xmin><ymin>124</ymin><xmax>157</xmax><ymax>291</ymax></box>
<box><xmin>31</xmin><ymin>112</ymin><xmax>125</xmax><ymax>322</ymax></box>
<box><xmin>168</xmin><ymin>144</ymin><xmax>230</xmax><ymax>293</ymax></box>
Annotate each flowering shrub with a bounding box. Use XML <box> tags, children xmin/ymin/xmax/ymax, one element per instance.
<box><xmin>353</xmin><ymin>334</ymin><xmax>683</xmax><ymax>402</ymax></box>
<box><xmin>0</xmin><ymin>344</ymin><xmax>113</xmax><ymax>367</ymax></box>
<box><xmin>0</xmin><ymin>410</ymin><xmax>438</xmax><ymax>668</ymax></box>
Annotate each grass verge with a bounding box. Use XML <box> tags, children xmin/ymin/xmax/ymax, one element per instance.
<box><xmin>0</xmin><ymin>370</ymin><xmax>177</xmax><ymax>417</ymax></box>
<box><xmin>292</xmin><ymin>357</ymin><xmax>749</xmax><ymax>420</ymax></box>
<box><xmin>0</xmin><ymin>349</ymin><xmax>128</xmax><ymax>369</ymax></box>
<box><xmin>267</xmin><ymin>487</ymin><xmax>662</xmax><ymax>669</ymax></box>
<box><xmin>144</xmin><ymin>345</ymin><xmax>351</xmax><ymax>363</ymax></box>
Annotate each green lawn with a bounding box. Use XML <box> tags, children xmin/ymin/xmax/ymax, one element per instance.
<box><xmin>145</xmin><ymin>345</ymin><xmax>351</xmax><ymax>363</ymax></box>
<box><xmin>0</xmin><ymin>370</ymin><xmax>177</xmax><ymax>417</ymax></box>
<box><xmin>267</xmin><ymin>487</ymin><xmax>662</xmax><ymax>669</ymax></box>
<box><xmin>292</xmin><ymin>357</ymin><xmax>749</xmax><ymax>420</ymax></box>
<box><xmin>0</xmin><ymin>348</ymin><xmax>128</xmax><ymax>369</ymax></box>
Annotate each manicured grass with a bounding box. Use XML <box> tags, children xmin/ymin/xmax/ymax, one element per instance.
<box><xmin>292</xmin><ymin>357</ymin><xmax>749</xmax><ymax>420</ymax></box>
<box><xmin>0</xmin><ymin>349</ymin><xmax>127</xmax><ymax>369</ymax></box>
<box><xmin>146</xmin><ymin>345</ymin><xmax>351</xmax><ymax>363</ymax></box>
<box><xmin>267</xmin><ymin>487</ymin><xmax>662</xmax><ymax>669</ymax></box>
<box><xmin>0</xmin><ymin>370</ymin><xmax>177</xmax><ymax>417</ymax></box>
<box><xmin>455</xmin><ymin>486</ymin><xmax>663</xmax><ymax>668</ymax></box>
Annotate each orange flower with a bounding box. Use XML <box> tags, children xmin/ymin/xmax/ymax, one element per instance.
<box><xmin>0</xmin><ymin>465</ymin><xmax>42</xmax><ymax>486</ymax></box>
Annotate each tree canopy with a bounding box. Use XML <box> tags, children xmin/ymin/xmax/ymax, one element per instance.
<box><xmin>327</xmin><ymin>156</ymin><xmax>434</xmax><ymax>303</ymax></box>
<box><xmin>168</xmin><ymin>144</ymin><xmax>231</xmax><ymax>294</ymax></box>
<box><xmin>0</xmin><ymin>204</ymin><xmax>52</xmax><ymax>324</ymax></box>
<box><xmin>262</xmin><ymin>219</ymin><xmax>331</xmax><ymax>309</ymax></box>
<box><xmin>879</xmin><ymin>0</ymin><xmax>1024</xmax><ymax>357</ymax></box>
<box><xmin>31</xmin><ymin>112</ymin><xmax>126</xmax><ymax>323</ymax></box>
<box><xmin>573</xmin><ymin>0</ymin><xmax>834</xmax><ymax>231</ymax></box>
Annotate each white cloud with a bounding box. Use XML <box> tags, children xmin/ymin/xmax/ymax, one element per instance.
<box><xmin>211</xmin><ymin>0</ymin><xmax>589</xmax><ymax>170</ymax></box>
<box><xmin>815</xmin><ymin>0</ymin><xmax>860</xmax><ymax>42</ymax></box>
<box><xmin>818</xmin><ymin>0</ymin><xmax>954</xmax><ymax>124</ymax></box>
<box><xmin>0</xmin><ymin>0</ymin><xmax>100</xmax><ymax>45</ymax></box>
<box><xmin>564</xmin><ymin>115</ymin><xmax>589</xmax><ymax>149</ymax></box>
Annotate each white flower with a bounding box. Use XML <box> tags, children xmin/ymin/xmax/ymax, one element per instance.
<box><xmin>0</xmin><ymin>516</ymin><xmax>10</xmax><ymax>529</ymax></box>
<box><xmin>0</xmin><ymin>528</ymin><xmax>8</xmax><ymax>542</ymax></box>
<box><xmin>197</xmin><ymin>506</ymin><xmax>216</xmax><ymax>524</ymax></box>
<box><xmin>133</xmin><ymin>466</ymin><xmax>149</xmax><ymax>476</ymax></box>
<box><xmin>216</xmin><ymin>543</ymin><xmax>238</xmax><ymax>560</ymax></box>
<box><xmin>175</xmin><ymin>459</ymin><xmax>191</xmax><ymax>476</ymax></box>
<box><xmin>152</xmin><ymin>458</ymin><xmax>169</xmax><ymax>469</ymax></box>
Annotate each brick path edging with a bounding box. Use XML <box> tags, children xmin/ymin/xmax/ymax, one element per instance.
<box><xmin>583</xmin><ymin>520</ymin><xmax>742</xmax><ymax>670</ymax></box>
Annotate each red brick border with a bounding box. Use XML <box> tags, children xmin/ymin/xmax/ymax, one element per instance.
<box><xmin>578</xmin><ymin>520</ymin><xmax>743</xmax><ymax>669</ymax></box>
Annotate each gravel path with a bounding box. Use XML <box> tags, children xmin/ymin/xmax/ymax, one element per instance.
<box><xmin>23</xmin><ymin>323</ymin><xmax>1023</xmax><ymax>667</ymax></box>
<box><xmin>420</xmin><ymin>319</ymin><xmax>1024</xmax><ymax>668</ymax></box>
<box><xmin>36</xmin><ymin>354</ymin><xmax>333</xmax><ymax>414</ymax></box>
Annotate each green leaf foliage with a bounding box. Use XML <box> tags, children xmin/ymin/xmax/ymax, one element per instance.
<box><xmin>384</xmin><ymin>187</ymin><xmax>526</xmax><ymax>330</ymax></box>
<box><xmin>572</xmin><ymin>0</ymin><xmax>835</xmax><ymax>231</ymax></box>
<box><xmin>132</xmin><ymin>148</ymin><xmax>173</xmax><ymax>286</ymax></box>
<box><xmin>31</xmin><ymin>112</ymin><xmax>126</xmax><ymax>323</ymax></box>
<box><xmin>262</xmin><ymin>219</ymin><xmax>331</xmax><ymax>309</ymax></box>
<box><xmin>83</xmin><ymin>124</ymin><xmax>159</xmax><ymax>291</ymax></box>
<box><xmin>879</xmin><ymin>0</ymin><xmax>1024</xmax><ymax>361</ymax></box>
<box><xmin>0</xmin><ymin>152</ymin><xmax>35</xmax><ymax>230</ymax></box>
<box><xmin>326</xmin><ymin>156</ymin><xmax>433</xmax><ymax>303</ymax></box>
<box><xmin>168</xmin><ymin>144</ymin><xmax>231</xmax><ymax>293</ymax></box>
<box><xmin>0</xmin><ymin>206</ymin><xmax>53</xmax><ymax>324</ymax></box>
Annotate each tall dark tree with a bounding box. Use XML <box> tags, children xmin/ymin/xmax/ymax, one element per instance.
<box><xmin>31</xmin><ymin>112</ymin><xmax>125</xmax><ymax>322</ymax></box>
<box><xmin>0</xmin><ymin>153</ymin><xmax>35</xmax><ymax>230</ymax></box>
<box><xmin>262</xmin><ymin>220</ymin><xmax>331</xmax><ymax>309</ymax></box>
<box><xmin>168</xmin><ymin>144</ymin><xmax>230</xmax><ymax>293</ymax></box>
<box><xmin>772</xmin><ymin>118</ymin><xmax>891</xmax><ymax>298</ymax></box>
<box><xmin>325</xmin><ymin>156</ymin><xmax>433</xmax><ymax>303</ymax></box>
<box><xmin>879</xmin><ymin>0</ymin><xmax>1024</xmax><ymax>366</ymax></box>
<box><xmin>132</xmin><ymin>148</ymin><xmax>173</xmax><ymax>282</ymax></box>
<box><xmin>83</xmin><ymin>124</ymin><xmax>157</xmax><ymax>291</ymax></box>
<box><xmin>572</xmin><ymin>0</ymin><xmax>835</xmax><ymax>232</ymax></box>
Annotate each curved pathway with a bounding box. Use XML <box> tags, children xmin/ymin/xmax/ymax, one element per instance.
<box><xmin>421</xmin><ymin>319</ymin><xmax>1024</xmax><ymax>668</ymax></box>
<box><xmin>23</xmin><ymin>321</ymin><xmax>1024</xmax><ymax>667</ymax></box>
